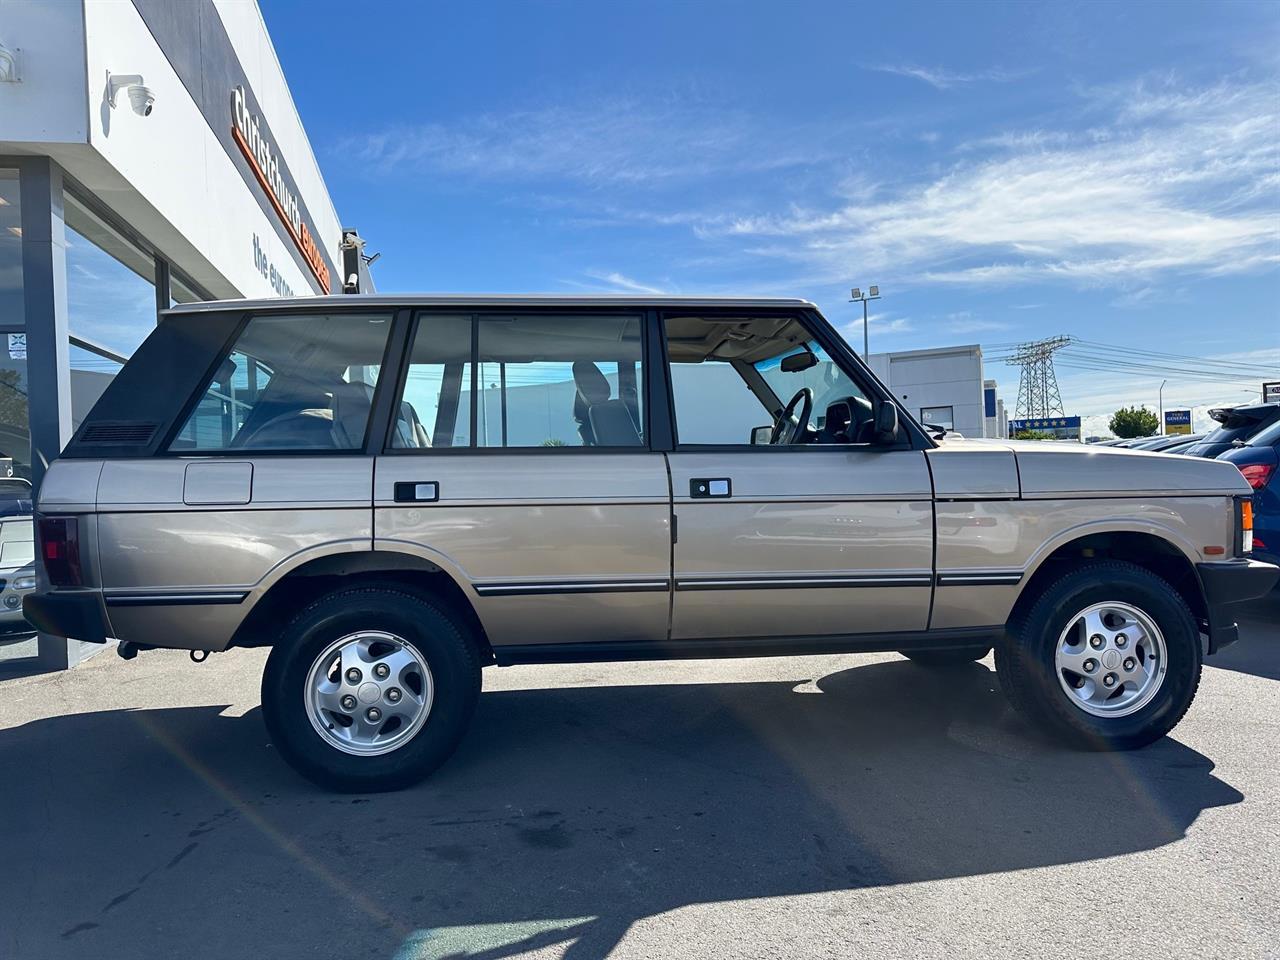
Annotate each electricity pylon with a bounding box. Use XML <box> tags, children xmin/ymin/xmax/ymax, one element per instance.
<box><xmin>1006</xmin><ymin>336</ymin><xmax>1070</xmax><ymax>419</ymax></box>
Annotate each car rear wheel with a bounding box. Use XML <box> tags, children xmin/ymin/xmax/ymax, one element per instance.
<box><xmin>262</xmin><ymin>586</ymin><xmax>481</xmax><ymax>792</ymax></box>
<box><xmin>996</xmin><ymin>560</ymin><xmax>1201</xmax><ymax>750</ymax></box>
<box><xmin>900</xmin><ymin>644</ymin><xmax>991</xmax><ymax>667</ymax></box>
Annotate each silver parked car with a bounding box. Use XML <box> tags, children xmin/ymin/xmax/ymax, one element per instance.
<box><xmin>0</xmin><ymin>478</ymin><xmax>36</xmax><ymax>640</ymax></box>
<box><xmin>26</xmin><ymin>296</ymin><xmax>1277</xmax><ymax>791</ymax></box>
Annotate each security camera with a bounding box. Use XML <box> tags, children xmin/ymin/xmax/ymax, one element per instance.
<box><xmin>128</xmin><ymin>84</ymin><xmax>156</xmax><ymax>116</ymax></box>
<box><xmin>106</xmin><ymin>72</ymin><xmax>156</xmax><ymax>116</ymax></box>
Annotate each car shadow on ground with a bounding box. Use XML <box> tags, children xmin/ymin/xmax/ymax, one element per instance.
<box><xmin>0</xmin><ymin>660</ymin><xmax>1243</xmax><ymax>960</ymax></box>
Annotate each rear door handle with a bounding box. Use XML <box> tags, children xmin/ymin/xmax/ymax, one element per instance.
<box><xmin>689</xmin><ymin>478</ymin><xmax>732</xmax><ymax>499</ymax></box>
<box><xmin>393</xmin><ymin>481</ymin><xmax>440</xmax><ymax>503</ymax></box>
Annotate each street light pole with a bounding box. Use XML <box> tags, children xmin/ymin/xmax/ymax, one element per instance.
<box><xmin>1159</xmin><ymin>379</ymin><xmax>1167</xmax><ymax>435</ymax></box>
<box><xmin>849</xmin><ymin>285</ymin><xmax>882</xmax><ymax>360</ymax></box>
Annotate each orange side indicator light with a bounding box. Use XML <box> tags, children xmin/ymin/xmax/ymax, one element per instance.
<box><xmin>1203</xmin><ymin>546</ymin><xmax>1225</xmax><ymax>556</ymax></box>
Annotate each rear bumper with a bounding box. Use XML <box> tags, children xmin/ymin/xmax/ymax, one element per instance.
<box><xmin>21</xmin><ymin>591</ymin><xmax>110</xmax><ymax>644</ymax></box>
<box><xmin>1197</xmin><ymin>559</ymin><xmax>1279</xmax><ymax>653</ymax></box>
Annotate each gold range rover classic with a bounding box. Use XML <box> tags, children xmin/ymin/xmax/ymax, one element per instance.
<box><xmin>26</xmin><ymin>296</ymin><xmax>1277</xmax><ymax>791</ymax></box>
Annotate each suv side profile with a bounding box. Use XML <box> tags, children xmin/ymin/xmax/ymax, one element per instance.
<box><xmin>26</xmin><ymin>296</ymin><xmax>1277</xmax><ymax>791</ymax></box>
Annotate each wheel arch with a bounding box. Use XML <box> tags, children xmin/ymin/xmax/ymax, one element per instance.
<box><xmin>229</xmin><ymin>545</ymin><xmax>492</xmax><ymax>662</ymax></box>
<box><xmin>1010</xmin><ymin>527</ymin><xmax>1208</xmax><ymax>643</ymax></box>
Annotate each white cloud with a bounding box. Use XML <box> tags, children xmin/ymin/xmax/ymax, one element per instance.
<box><xmin>868</xmin><ymin>63</ymin><xmax>1026</xmax><ymax>90</ymax></box>
<box><xmin>840</xmin><ymin>312</ymin><xmax>913</xmax><ymax>340</ymax></box>
<box><xmin>342</xmin><ymin>97</ymin><xmax>817</xmax><ymax>187</ymax></box>
<box><xmin>710</xmin><ymin>77</ymin><xmax>1280</xmax><ymax>289</ymax></box>
<box><xmin>944</xmin><ymin>312</ymin><xmax>1011</xmax><ymax>334</ymax></box>
<box><xmin>577</xmin><ymin>271</ymin><xmax>669</xmax><ymax>295</ymax></box>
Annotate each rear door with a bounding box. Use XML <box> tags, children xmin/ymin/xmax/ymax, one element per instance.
<box><xmin>659</xmin><ymin>309</ymin><xmax>934</xmax><ymax>641</ymax></box>
<box><xmin>373</xmin><ymin>310</ymin><xmax>671</xmax><ymax>651</ymax></box>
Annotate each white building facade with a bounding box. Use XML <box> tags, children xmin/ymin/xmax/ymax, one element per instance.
<box><xmin>867</xmin><ymin>344</ymin><xmax>997</xmax><ymax>439</ymax></box>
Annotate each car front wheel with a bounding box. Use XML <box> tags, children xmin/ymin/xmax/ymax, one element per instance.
<box><xmin>262</xmin><ymin>586</ymin><xmax>481</xmax><ymax>792</ymax></box>
<box><xmin>995</xmin><ymin>560</ymin><xmax>1202</xmax><ymax>750</ymax></box>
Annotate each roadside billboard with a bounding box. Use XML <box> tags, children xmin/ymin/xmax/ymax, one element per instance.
<box><xmin>1265</xmin><ymin>381</ymin><xmax>1280</xmax><ymax>404</ymax></box>
<box><xmin>1009</xmin><ymin>416</ymin><xmax>1082</xmax><ymax>440</ymax></box>
<box><xmin>1164</xmin><ymin>409</ymin><xmax>1192</xmax><ymax>435</ymax></box>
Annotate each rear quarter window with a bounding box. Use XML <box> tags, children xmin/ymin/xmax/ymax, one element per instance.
<box><xmin>169</xmin><ymin>313</ymin><xmax>394</xmax><ymax>452</ymax></box>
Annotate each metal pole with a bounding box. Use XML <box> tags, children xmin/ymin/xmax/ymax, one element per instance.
<box><xmin>1159</xmin><ymin>379</ymin><xmax>1166</xmax><ymax>435</ymax></box>
<box><xmin>863</xmin><ymin>299</ymin><xmax>869</xmax><ymax>359</ymax></box>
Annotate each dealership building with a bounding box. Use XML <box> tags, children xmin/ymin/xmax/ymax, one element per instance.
<box><xmin>1</xmin><ymin>0</ymin><xmax>368</xmax><ymax>668</ymax></box>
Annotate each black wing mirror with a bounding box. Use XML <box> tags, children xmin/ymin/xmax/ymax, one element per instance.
<box><xmin>780</xmin><ymin>351</ymin><xmax>819</xmax><ymax>373</ymax></box>
<box><xmin>873</xmin><ymin>400</ymin><xmax>899</xmax><ymax>444</ymax></box>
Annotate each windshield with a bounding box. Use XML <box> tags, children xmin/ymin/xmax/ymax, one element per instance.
<box><xmin>755</xmin><ymin>342</ymin><xmax>869</xmax><ymax>421</ymax></box>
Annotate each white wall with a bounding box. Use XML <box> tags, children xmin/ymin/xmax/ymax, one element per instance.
<box><xmin>0</xmin><ymin>0</ymin><xmax>87</xmax><ymax>147</ymax></box>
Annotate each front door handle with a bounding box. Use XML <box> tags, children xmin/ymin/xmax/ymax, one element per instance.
<box><xmin>689</xmin><ymin>478</ymin><xmax>732</xmax><ymax>499</ymax></box>
<box><xmin>393</xmin><ymin>481</ymin><xmax>440</xmax><ymax>503</ymax></box>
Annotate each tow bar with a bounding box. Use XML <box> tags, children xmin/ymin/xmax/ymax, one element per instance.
<box><xmin>116</xmin><ymin>642</ymin><xmax>210</xmax><ymax>663</ymax></box>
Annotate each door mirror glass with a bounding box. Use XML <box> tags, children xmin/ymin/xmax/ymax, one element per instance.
<box><xmin>874</xmin><ymin>400</ymin><xmax>899</xmax><ymax>443</ymax></box>
<box><xmin>750</xmin><ymin>424</ymin><xmax>773</xmax><ymax>445</ymax></box>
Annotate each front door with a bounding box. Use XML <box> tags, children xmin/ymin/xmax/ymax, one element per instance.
<box><xmin>660</xmin><ymin>311</ymin><xmax>934</xmax><ymax>641</ymax></box>
<box><xmin>374</xmin><ymin>311</ymin><xmax>671</xmax><ymax>650</ymax></box>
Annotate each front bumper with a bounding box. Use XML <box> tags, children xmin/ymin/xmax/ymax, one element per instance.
<box><xmin>1197</xmin><ymin>558</ymin><xmax>1279</xmax><ymax>653</ymax></box>
<box><xmin>21</xmin><ymin>590</ymin><xmax>110</xmax><ymax>644</ymax></box>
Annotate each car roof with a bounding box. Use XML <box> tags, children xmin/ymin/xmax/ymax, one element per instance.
<box><xmin>163</xmin><ymin>294</ymin><xmax>819</xmax><ymax>316</ymax></box>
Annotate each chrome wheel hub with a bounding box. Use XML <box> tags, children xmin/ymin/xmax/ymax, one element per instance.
<box><xmin>304</xmin><ymin>631</ymin><xmax>434</xmax><ymax>756</ymax></box>
<box><xmin>1055</xmin><ymin>602</ymin><xmax>1167</xmax><ymax>718</ymax></box>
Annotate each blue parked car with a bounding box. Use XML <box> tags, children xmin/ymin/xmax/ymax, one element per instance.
<box><xmin>1184</xmin><ymin>402</ymin><xmax>1280</xmax><ymax>459</ymax></box>
<box><xmin>1219</xmin><ymin>419</ymin><xmax>1280</xmax><ymax>568</ymax></box>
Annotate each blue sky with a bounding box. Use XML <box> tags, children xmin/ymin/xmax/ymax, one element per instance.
<box><xmin>262</xmin><ymin>0</ymin><xmax>1280</xmax><ymax>434</ymax></box>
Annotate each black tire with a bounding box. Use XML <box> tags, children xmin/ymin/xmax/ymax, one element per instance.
<box><xmin>901</xmin><ymin>645</ymin><xmax>992</xmax><ymax>667</ymax></box>
<box><xmin>262</xmin><ymin>585</ymin><xmax>481</xmax><ymax>792</ymax></box>
<box><xmin>995</xmin><ymin>560</ymin><xmax>1201</xmax><ymax>750</ymax></box>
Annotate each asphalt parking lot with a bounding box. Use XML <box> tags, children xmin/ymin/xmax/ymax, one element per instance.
<box><xmin>2</xmin><ymin>594</ymin><xmax>1278</xmax><ymax>960</ymax></box>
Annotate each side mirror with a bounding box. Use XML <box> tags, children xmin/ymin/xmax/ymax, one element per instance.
<box><xmin>780</xmin><ymin>351</ymin><xmax>819</xmax><ymax>373</ymax></box>
<box><xmin>750</xmin><ymin>424</ymin><xmax>773</xmax><ymax>445</ymax></box>
<box><xmin>873</xmin><ymin>401</ymin><xmax>899</xmax><ymax>444</ymax></box>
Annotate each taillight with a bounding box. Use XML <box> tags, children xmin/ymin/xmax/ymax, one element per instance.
<box><xmin>1238</xmin><ymin>463</ymin><xmax>1275</xmax><ymax>490</ymax></box>
<box><xmin>37</xmin><ymin>516</ymin><xmax>83</xmax><ymax>586</ymax></box>
<box><xmin>1238</xmin><ymin>499</ymin><xmax>1253</xmax><ymax>556</ymax></box>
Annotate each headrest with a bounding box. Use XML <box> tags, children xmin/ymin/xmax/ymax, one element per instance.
<box><xmin>330</xmin><ymin>380</ymin><xmax>375</xmax><ymax>446</ymax></box>
<box><xmin>572</xmin><ymin>361</ymin><xmax>612</xmax><ymax>405</ymax></box>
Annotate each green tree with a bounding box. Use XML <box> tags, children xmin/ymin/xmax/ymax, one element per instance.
<box><xmin>1109</xmin><ymin>405</ymin><xmax>1159</xmax><ymax>439</ymax></box>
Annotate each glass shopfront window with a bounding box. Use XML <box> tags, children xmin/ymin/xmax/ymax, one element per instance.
<box><xmin>1</xmin><ymin>170</ymin><xmax>21</xmax><ymax>323</ymax></box>
<box><xmin>0</xmin><ymin>169</ymin><xmax>29</xmax><ymax>485</ymax></box>
<box><xmin>64</xmin><ymin>191</ymin><xmax>156</xmax><ymax>359</ymax></box>
<box><xmin>0</xmin><ymin>168</ymin><xmax>34</xmax><ymax>657</ymax></box>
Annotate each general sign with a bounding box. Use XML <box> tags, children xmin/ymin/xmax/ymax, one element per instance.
<box><xmin>1164</xmin><ymin>409</ymin><xmax>1192</xmax><ymax>436</ymax></box>
<box><xmin>1265</xmin><ymin>381</ymin><xmax>1280</xmax><ymax>404</ymax></box>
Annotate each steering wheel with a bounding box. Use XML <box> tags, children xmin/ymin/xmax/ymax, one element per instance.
<box><xmin>770</xmin><ymin>387</ymin><xmax>813</xmax><ymax>445</ymax></box>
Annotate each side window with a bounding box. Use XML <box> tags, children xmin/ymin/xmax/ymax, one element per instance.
<box><xmin>477</xmin><ymin>315</ymin><xmax>643</xmax><ymax>448</ymax></box>
<box><xmin>170</xmin><ymin>313</ymin><xmax>392</xmax><ymax>451</ymax></box>
<box><xmin>664</xmin><ymin>315</ymin><xmax>872</xmax><ymax>446</ymax></box>
<box><xmin>393</xmin><ymin>315</ymin><xmax>473</xmax><ymax>448</ymax></box>
<box><xmin>392</xmin><ymin>314</ymin><xmax>644</xmax><ymax>449</ymax></box>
